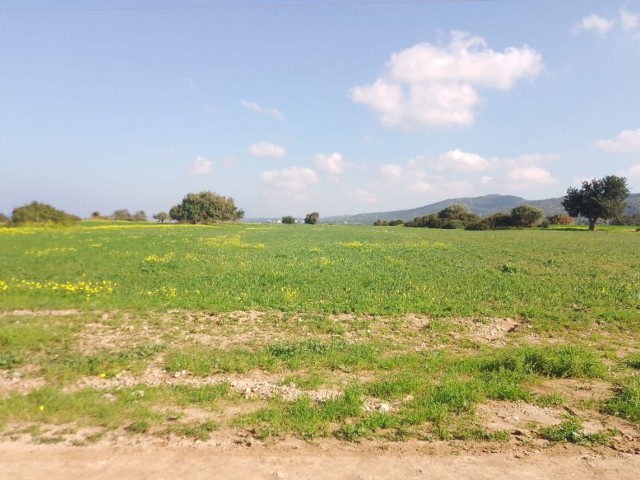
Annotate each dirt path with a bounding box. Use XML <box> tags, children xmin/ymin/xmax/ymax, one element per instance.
<box><xmin>2</xmin><ymin>440</ymin><xmax>639</xmax><ymax>480</ymax></box>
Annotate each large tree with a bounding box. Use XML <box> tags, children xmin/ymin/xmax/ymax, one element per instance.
<box><xmin>169</xmin><ymin>191</ymin><xmax>244</xmax><ymax>224</ymax></box>
<box><xmin>562</xmin><ymin>176</ymin><xmax>630</xmax><ymax>231</ymax></box>
<box><xmin>304</xmin><ymin>212</ymin><xmax>319</xmax><ymax>225</ymax></box>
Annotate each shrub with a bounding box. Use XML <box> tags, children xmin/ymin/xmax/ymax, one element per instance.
<box><xmin>282</xmin><ymin>216</ymin><xmax>296</xmax><ymax>224</ymax></box>
<box><xmin>510</xmin><ymin>205</ymin><xmax>543</xmax><ymax>228</ymax></box>
<box><xmin>304</xmin><ymin>212</ymin><xmax>319</xmax><ymax>225</ymax></box>
<box><xmin>11</xmin><ymin>202</ymin><xmax>80</xmax><ymax>226</ymax></box>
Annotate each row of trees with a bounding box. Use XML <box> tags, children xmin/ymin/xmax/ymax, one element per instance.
<box><xmin>402</xmin><ymin>204</ymin><xmax>545</xmax><ymax>230</ymax></box>
<box><xmin>1</xmin><ymin>177</ymin><xmax>632</xmax><ymax>230</ymax></box>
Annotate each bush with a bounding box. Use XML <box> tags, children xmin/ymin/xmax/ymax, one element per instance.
<box><xmin>510</xmin><ymin>205</ymin><xmax>543</xmax><ymax>228</ymax></box>
<box><xmin>0</xmin><ymin>213</ymin><xmax>10</xmax><ymax>226</ymax></box>
<box><xmin>547</xmin><ymin>213</ymin><xmax>574</xmax><ymax>225</ymax></box>
<box><xmin>11</xmin><ymin>202</ymin><xmax>80</xmax><ymax>226</ymax></box>
<box><xmin>169</xmin><ymin>191</ymin><xmax>244</xmax><ymax>224</ymax></box>
<box><xmin>373</xmin><ymin>219</ymin><xmax>388</xmax><ymax>226</ymax></box>
<box><xmin>282</xmin><ymin>216</ymin><xmax>296</xmax><ymax>224</ymax></box>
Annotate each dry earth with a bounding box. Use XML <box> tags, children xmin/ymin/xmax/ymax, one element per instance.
<box><xmin>2</xmin><ymin>437</ymin><xmax>639</xmax><ymax>480</ymax></box>
<box><xmin>2</xmin><ymin>310</ymin><xmax>639</xmax><ymax>479</ymax></box>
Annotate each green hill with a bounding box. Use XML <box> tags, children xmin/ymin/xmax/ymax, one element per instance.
<box><xmin>324</xmin><ymin>193</ymin><xmax>640</xmax><ymax>225</ymax></box>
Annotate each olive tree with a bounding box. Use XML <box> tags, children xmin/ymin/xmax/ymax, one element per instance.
<box><xmin>562</xmin><ymin>176</ymin><xmax>629</xmax><ymax>231</ymax></box>
<box><xmin>169</xmin><ymin>191</ymin><xmax>244</xmax><ymax>224</ymax></box>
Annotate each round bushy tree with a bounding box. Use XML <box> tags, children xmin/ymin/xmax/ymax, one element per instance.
<box><xmin>510</xmin><ymin>205</ymin><xmax>543</xmax><ymax>228</ymax></box>
<box><xmin>169</xmin><ymin>191</ymin><xmax>244</xmax><ymax>224</ymax></box>
<box><xmin>11</xmin><ymin>202</ymin><xmax>80</xmax><ymax>226</ymax></box>
<box><xmin>562</xmin><ymin>176</ymin><xmax>629</xmax><ymax>231</ymax></box>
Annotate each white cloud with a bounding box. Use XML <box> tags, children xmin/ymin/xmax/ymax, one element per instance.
<box><xmin>314</xmin><ymin>152</ymin><xmax>345</xmax><ymax>175</ymax></box>
<box><xmin>188</xmin><ymin>156</ymin><xmax>214</xmax><ymax>176</ymax></box>
<box><xmin>577</xmin><ymin>13</ymin><xmax>615</xmax><ymax>36</ymax></box>
<box><xmin>353</xmin><ymin>189</ymin><xmax>376</xmax><ymax>204</ymax></box>
<box><xmin>350</xmin><ymin>31</ymin><xmax>542</xmax><ymax>128</ymax></box>
<box><xmin>379</xmin><ymin>164</ymin><xmax>404</xmax><ymax>180</ymax></box>
<box><xmin>240</xmin><ymin>100</ymin><xmax>284</xmax><ymax>121</ymax></box>
<box><xmin>594</xmin><ymin>128</ymin><xmax>640</xmax><ymax>153</ymax></box>
<box><xmin>261</xmin><ymin>167</ymin><xmax>319</xmax><ymax>201</ymax></box>
<box><xmin>621</xmin><ymin>9</ymin><xmax>639</xmax><ymax>31</ymax></box>
<box><xmin>249</xmin><ymin>141</ymin><xmax>286</xmax><ymax>158</ymax></box>
<box><xmin>434</xmin><ymin>149</ymin><xmax>491</xmax><ymax>173</ymax></box>
<box><xmin>506</xmin><ymin>167</ymin><xmax>556</xmax><ymax>185</ymax></box>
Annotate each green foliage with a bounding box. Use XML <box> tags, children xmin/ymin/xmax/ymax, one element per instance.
<box><xmin>169</xmin><ymin>191</ymin><xmax>244</xmax><ymax>224</ymax></box>
<box><xmin>510</xmin><ymin>205</ymin><xmax>543</xmax><ymax>228</ymax></box>
<box><xmin>540</xmin><ymin>418</ymin><xmax>612</xmax><ymax>445</ymax></box>
<box><xmin>0</xmin><ymin>213</ymin><xmax>10</xmax><ymax>226</ymax></box>
<box><xmin>11</xmin><ymin>202</ymin><xmax>79</xmax><ymax>226</ymax></box>
<box><xmin>547</xmin><ymin>213</ymin><xmax>574</xmax><ymax>225</ymax></box>
<box><xmin>281</xmin><ymin>215</ymin><xmax>296</xmax><ymax>224</ymax></box>
<box><xmin>603</xmin><ymin>378</ymin><xmax>640</xmax><ymax>422</ymax></box>
<box><xmin>304</xmin><ymin>212</ymin><xmax>319</xmax><ymax>225</ymax></box>
<box><xmin>481</xmin><ymin>346</ymin><xmax>606</xmax><ymax>379</ymax></box>
<box><xmin>562</xmin><ymin>175</ymin><xmax>630</xmax><ymax>230</ymax></box>
<box><xmin>408</xmin><ymin>204</ymin><xmax>479</xmax><ymax>229</ymax></box>
<box><xmin>112</xmin><ymin>209</ymin><xmax>133</xmax><ymax>221</ymax></box>
<box><xmin>152</xmin><ymin>212</ymin><xmax>170</xmax><ymax>223</ymax></box>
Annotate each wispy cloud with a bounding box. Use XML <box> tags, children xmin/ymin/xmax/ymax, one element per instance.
<box><xmin>240</xmin><ymin>100</ymin><xmax>285</xmax><ymax>122</ymax></box>
<box><xmin>188</xmin><ymin>156</ymin><xmax>214</xmax><ymax>176</ymax></box>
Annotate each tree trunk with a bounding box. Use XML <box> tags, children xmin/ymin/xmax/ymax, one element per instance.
<box><xmin>588</xmin><ymin>218</ymin><xmax>597</xmax><ymax>231</ymax></box>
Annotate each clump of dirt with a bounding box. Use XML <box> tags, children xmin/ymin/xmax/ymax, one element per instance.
<box><xmin>0</xmin><ymin>367</ymin><xmax>46</xmax><ymax>396</ymax></box>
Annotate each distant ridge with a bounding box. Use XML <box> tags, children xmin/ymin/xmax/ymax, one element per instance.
<box><xmin>323</xmin><ymin>193</ymin><xmax>640</xmax><ymax>225</ymax></box>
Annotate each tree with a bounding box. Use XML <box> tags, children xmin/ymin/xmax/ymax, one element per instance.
<box><xmin>169</xmin><ymin>191</ymin><xmax>244</xmax><ymax>224</ymax></box>
<box><xmin>281</xmin><ymin>215</ymin><xmax>296</xmax><ymax>224</ymax></box>
<box><xmin>153</xmin><ymin>212</ymin><xmax>170</xmax><ymax>223</ymax></box>
<box><xmin>132</xmin><ymin>210</ymin><xmax>147</xmax><ymax>222</ymax></box>
<box><xmin>0</xmin><ymin>213</ymin><xmax>10</xmax><ymax>226</ymax></box>
<box><xmin>562</xmin><ymin>176</ymin><xmax>630</xmax><ymax>231</ymax></box>
<box><xmin>11</xmin><ymin>202</ymin><xmax>80</xmax><ymax>226</ymax></box>
<box><xmin>113</xmin><ymin>209</ymin><xmax>133</xmax><ymax>221</ymax></box>
<box><xmin>510</xmin><ymin>205</ymin><xmax>543</xmax><ymax>228</ymax></box>
<box><xmin>304</xmin><ymin>212</ymin><xmax>319</xmax><ymax>225</ymax></box>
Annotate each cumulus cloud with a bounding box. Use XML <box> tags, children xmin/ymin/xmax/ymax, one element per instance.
<box><xmin>314</xmin><ymin>152</ymin><xmax>345</xmax><ymax>175</ymax></box>
<box><xmin>261</xmin><ymin>167</ymin><xmax>319</xmax><ymax>201</ymax></box>
<box><xmin>506</xmin><ymin>167</ymin><xmax>556</xmax><ymax>184</ymax></box>
<box><xmin>434</xmin><ymin>149</ymin><xmax>491</xmax><ymax>173</ymax></box>
<box><xmin>249</xmin><ymin>141</ymin><xmax>286</xmax><ymax>158</ymax></box>
<box><xmin>594</xmin><ymin>128</ymin><xmax>640</xmax><ymax>153</ymax></box>
<box><xmin>577</xmin><ymin>13</ymin><xmax>616</xmax><ymax>36</ymax></box>
<box><xmin>379</xmin><ymin>163</ymin><xmax>404</xmax><ymax>180</ymax></box>
<box><xmin>188</xmin><ymin>156</ymin><xmax>214</xmax><ymax>176</ymax></box>
<box><xmin>350</xmin><ymin>31</ymin><xmax>542</xmax><ymax>128</ymax></box>
<box><xmin>240</xmin><ymin>100</ymin><xmax>284</xmax><ymax>121</ymax></box>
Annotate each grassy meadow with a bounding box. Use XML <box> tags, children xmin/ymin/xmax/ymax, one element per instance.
<box><xmin>0</xmin><ymin>222</ymin><xmax>639</xmax><ymax>445</ymax></box>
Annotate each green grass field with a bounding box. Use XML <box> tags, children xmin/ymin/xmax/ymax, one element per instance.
<box><xmin>0</xmin><ymin>222</ymin><xmax>638</xmax><ymax>445</ymax></box>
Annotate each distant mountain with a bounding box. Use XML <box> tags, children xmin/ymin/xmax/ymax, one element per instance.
<box><xmin>323</xmin><ymin>193</ymin><xmax>640</xmax><ymax>225</ymax></box>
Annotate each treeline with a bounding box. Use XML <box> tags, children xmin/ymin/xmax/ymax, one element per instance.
<box><xmin>374</xmin><ymin>204</ymin><xmax>574</xmax><ymax>230</ymax></box>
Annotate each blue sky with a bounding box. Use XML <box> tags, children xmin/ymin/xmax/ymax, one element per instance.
<box><xmin>1</xmin><ymin>0</ymin><xmax>640</xmax><ymax>218</ymax></box>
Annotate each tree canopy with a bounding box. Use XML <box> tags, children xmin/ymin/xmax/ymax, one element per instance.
<box><xmin>169</xmin><ymin>191</ymin><xmax>244</xmax><ymax>224</ymax></box>
<box><xmin>562</xmin><ymin>176</ymin><xmax>629</xmax><ymax>231</ymax></box>
<box><xmin>304</xmin><ymin>212</ymin><xmax>319</xmax><ymax>225</ymax></box>
<box><xmin>11</xmin><ymin>202</ymin><xmax>80</xmax><ymax>226</ymax></box>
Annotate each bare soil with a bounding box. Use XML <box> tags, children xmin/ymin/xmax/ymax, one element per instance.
<box><xmin>1</xmin><ymin>436</ymin><xmax>639</xmax><ymax>480</ymax></box>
